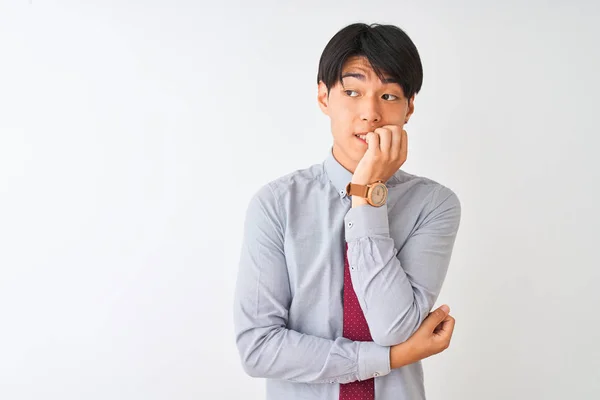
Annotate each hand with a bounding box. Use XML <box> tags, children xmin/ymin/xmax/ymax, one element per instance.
<box><xmin>390</xmin><ymin>304</ymin><xmax>455</xmax><ymax>368</ymax></box>
<box><xmin>352</xmin><ymin>125</ymin><xmax>408</xmax><ymax>185</ymax></box>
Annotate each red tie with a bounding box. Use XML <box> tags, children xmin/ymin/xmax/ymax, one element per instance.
<box><xmin>340</xmin><ymin>242</ymin><xmax>375</xmax><ymax>399</ymax></box>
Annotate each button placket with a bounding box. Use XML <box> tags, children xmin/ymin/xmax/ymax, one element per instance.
<box><xmin>348</xmin><ymin>243</ymin><xmax>356</xmax><ymax>271</ymax></box>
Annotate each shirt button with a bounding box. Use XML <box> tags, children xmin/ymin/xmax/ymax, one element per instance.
<box><xmin>373</xmin><ymin>372</ymin><xmax>380</xmax><ymax>377</ymax></box>
<box><xmin>340</xmin><ymin>189</ymin><xmax>346</xmax><ymax>197</ymax></box>
<box><xmin>347</xmin><ymin>221</ymin><xmax>353</xmax><ymax>228</ymax></box>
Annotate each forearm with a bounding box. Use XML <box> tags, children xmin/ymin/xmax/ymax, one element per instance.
<box><xmin>390</xmin><ymin>341</ymin><xmax>419</xmax><ymax>369</ymax></box>
<box><xmin>234</xmin><ymin>323</ymin><xmax>391</xmax><ymax>383</ymax></box>
<box><xmin>345</xmin><ymin>188</ymin><xmax>460</xmax><ymax>347</ymax></box>
<box><xmin>346</xmin><ymin>225</ymin><xmax>424</xmax><ymax>346</ymax></box>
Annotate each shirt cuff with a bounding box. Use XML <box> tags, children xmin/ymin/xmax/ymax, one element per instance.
<box><xmin>344</xmin><ymin>203</ymin><xmax>390</xmax><ymax>242</ymax></box>
<box><xmin>357</xmin><ymin>341</ymin><xmax>392</xmax><ymax>381</ymax></box>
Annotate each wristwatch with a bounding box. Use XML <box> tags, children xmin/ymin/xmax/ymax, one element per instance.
<box><xmin>345</xmin><ymin>180</ymin><xmax>388</xmax><ymax>207</ymax></box>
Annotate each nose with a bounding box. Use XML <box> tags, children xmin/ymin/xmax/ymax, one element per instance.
<box><xmin>360</xmin><ymin>98</ymin><xmax>381</xmax><ymax>124</ymax></box>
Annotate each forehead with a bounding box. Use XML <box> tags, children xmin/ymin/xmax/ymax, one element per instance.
<box><xmin>341</xmin><ymin>56</ymin><xmax>397</xmax><ymax>85</ymax></box>
<box><xmin>341</xmin><ymin>56</ymin><xmax>375</xmax><ymax>73</ymax></box>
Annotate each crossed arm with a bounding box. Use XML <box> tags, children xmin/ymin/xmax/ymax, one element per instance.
<box><xmin>233</xmin><ymin>184</ymin><xmax>461</xmax><ymax>383</ymax></box>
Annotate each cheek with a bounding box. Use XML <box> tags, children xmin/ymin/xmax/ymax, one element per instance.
<box><xmin>383</xmin><ymin>103</ymin><xmax>408</xmax><ymax>121</ymax></box>
<box><xmin>330</xmin><ymin>105</ymin><xmax>354</xmax><ymax>131</ymax></box>
<box><xmin>335</xmin><ymin>105</ymin><xmax>356</xmax><ymax>127</ymax></box>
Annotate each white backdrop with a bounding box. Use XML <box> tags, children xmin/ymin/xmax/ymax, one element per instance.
<box><xmin>1</xmin><ymin>1</ymin><xmax>599</xmax><ymax>399</ymax></box>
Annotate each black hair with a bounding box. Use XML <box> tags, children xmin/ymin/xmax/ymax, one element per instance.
<box><xmin>317</xmin><ymin>23</ymin><xmax>423</xmax><ymax>103</ymax></box>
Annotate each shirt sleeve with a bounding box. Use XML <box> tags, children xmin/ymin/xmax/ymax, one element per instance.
<box><xmin>233</xmin><ymin>184</ymin><xmax>391</xmax><ymax>384</ymax></box>
<box><xmin>343</xmin><ymin>185</ymin><xmax>462</xmax><ymax>347</ymax></box>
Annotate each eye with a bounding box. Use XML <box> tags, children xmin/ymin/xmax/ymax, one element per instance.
<box><xmin>382</xmin><ymin>94</ymin><xmax>399</xmax><ymax>101</ymax></box>
<box><xmin>344</xmin><ymin>90</ymin><xmax>359</xmax><ymax>97</ymax></box>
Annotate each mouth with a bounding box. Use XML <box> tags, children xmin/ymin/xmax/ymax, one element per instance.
<box><xmin>354</xmin><ymin>133</ymin><xmax>368</xmax><ymax>144</ymax></box>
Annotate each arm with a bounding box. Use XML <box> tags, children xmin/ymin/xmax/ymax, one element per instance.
<box><xmin>344</xmin><ymin>185</ymin><xmax>461</xmax><ymax>346</ymax></box>
<box><xmin>233</xmin><ymin>184</ymin><xmax>391</xmax><ymax>384</ymax></box>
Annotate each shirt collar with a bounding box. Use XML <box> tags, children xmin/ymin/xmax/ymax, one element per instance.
<box><xmin>323</xmin><ymin>146</ymin><xmax>399</xmax><ymax>197</ymax></box>
<box><xmin>323</xmin><ymin>147</ymin><xmax>354</xmax><ymax>196</ymax></box>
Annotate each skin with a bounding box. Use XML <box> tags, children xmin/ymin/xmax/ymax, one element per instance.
<box><xmin>390</xmin><ymin>304</ymin><xmax>456</xmax><ymax>368</ymax></box>
<box><xmin>317</xmin><ymin>55</ymin><xmax>455</xmax><ymax>369</ymax></box>
<box><xmin>317</xmin><ymin>55</ymin><xmax>413</xmax><ymax>207</ymax></box>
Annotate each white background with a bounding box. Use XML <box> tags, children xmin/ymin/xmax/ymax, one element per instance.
<box><xmin>1</xmin><ymin>1</ymin><xmax>599</xmax><ymax>399</ymax></box>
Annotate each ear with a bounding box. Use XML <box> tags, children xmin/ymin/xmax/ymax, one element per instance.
<box><xmin>405</xmin><ymin>94</ymin><xmax>416</xmax><ymax>122</ymax></box>
<box><xmin>317</xmin><ymin>81</ymin><xmax>330</xmax><ymax>116</ymax></box>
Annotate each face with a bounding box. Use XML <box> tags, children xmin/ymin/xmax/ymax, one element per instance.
<box><xmin>317</xmin><ymin>56</ymin><xmax>415</xmax><ymax>173</ymax></box>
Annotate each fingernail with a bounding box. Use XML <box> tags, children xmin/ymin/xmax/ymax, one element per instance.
<box><xmin>440</xmin><ymin>305</ymin><xmax>450</xmax><ymax>313</ymax></box>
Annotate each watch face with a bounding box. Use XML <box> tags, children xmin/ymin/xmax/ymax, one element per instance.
<box><xmin>370</xmin><ymin>183</ymin><xmax>388</xmax><ymax>206</ymax></box>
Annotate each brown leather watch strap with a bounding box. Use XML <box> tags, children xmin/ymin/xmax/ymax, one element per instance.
<box><xmin>345</xmin><ymin>182</ymin><xmax>369</xmax><ymax>198</ymax></box>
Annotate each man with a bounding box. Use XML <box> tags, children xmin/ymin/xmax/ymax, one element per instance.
<box><xmin>233</xmin><ymin>22</ymin><xmax>462</xmax><ymax>399</ymax></box>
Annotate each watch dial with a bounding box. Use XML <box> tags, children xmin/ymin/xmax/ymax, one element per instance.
<box><xmin>371</xmin><ymin>184</ymin><xmax>387</xmax><ymax>205</ymax></box>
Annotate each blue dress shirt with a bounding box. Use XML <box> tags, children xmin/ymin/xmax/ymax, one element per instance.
<box><xmin>233</xmin><ymin>147</ymin><xmax>462</xmax><ymax>399</ymax></box>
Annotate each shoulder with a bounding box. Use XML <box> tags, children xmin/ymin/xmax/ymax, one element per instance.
<box><xmin>251</xmin><ymin>162</ymin><xmax>327</xmax><ymax>204</ymax></box>
<box><xmin>246</xmin><ymin>161</ymin><xmax>326</xmax><ymax>219</ymax></box>
<box><xmin>391</xmin><ymin>169</ymin><xmax>461</xmax><ymax>214</ymax></box>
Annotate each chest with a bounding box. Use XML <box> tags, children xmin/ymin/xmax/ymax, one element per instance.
<box><xmin>281</xmin><ymin>190</ymin><xmax>418</xmax><ymax>298</ymax></box>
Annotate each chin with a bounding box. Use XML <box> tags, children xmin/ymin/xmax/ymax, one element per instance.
<box><xmin>354</xmin><ymin>148</ymin><xmax>367</xmax><ymax>158</ymax></box>
<box><xmin>350</xmin><ymin>148</ymin><xmax>366</xmax><ymax>163</ymax></box>
<box><xmin>352</xmin><ymin>140</ymin><xmax>367</xmax><ymax>153</ymax></box>
<box><xmin>333</xmin><ymin>138</ymin><xmax>365</xmax><ymax>162</ymax></box>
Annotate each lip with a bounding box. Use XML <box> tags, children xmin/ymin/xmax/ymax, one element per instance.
<box><xmin>354</xmin><ymin>135</ymin><xmax>367</xmax><ymax>144</ymax></box>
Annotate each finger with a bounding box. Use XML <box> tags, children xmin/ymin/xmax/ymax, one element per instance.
<box><xmin>433</xmin><ymin>315</ymin><xmax>451</xmax><ymax>333</ymax></box>
<box><xmin>391</xmin><ymin>127</ymin><xmax>403</xmax><ymax>159</ymax></box>
<box><xmin>422</xmin><ymin>305</ymin><xmax>450</xmax><ymax>332</ymax></box>
<box><xmin>435</xmin><ymin>316</ymin><xmax>455</xmax><ymax>337</ymax></box>
<box><xmin>366</xmin><ymin>131</ymin><xmax>380</xmax><ymax>154</ymax></box>
<box><xmin>374</xmin><ymin>127</ymin><xmax>392</xmax><ymax>154</ymax></box>
<box><xmin>399</xmin><ymin>129</ymin><xmax>408</xmax><ymax>164</ymax></box>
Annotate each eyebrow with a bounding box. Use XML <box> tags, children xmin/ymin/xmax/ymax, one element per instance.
<box><xmin>341</xmin><ymin>72</ymin><xmax>398</xmax><ymax>84</ymax></box>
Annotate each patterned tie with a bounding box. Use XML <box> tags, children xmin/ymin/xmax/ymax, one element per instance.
<box><xmin>340</xmin><ymin>242</ymin><xmax>375</xmax><ymax>399</ymax></box>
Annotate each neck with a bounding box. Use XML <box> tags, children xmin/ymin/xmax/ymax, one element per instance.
<box><xmin>332</xmin><ymin>143</ymin><xmax>358</xmax><ymax>174</ymax></box>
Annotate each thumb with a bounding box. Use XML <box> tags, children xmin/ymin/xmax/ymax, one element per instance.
<box><xmin>365</xmin><ymin>131</ymin><xmax>378</xmax><ymax>152</ymax></box>
<box><xmin>422</xmin><ymin>305</ymin><xmax>450</xmax><ymax>330</ymax></box>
